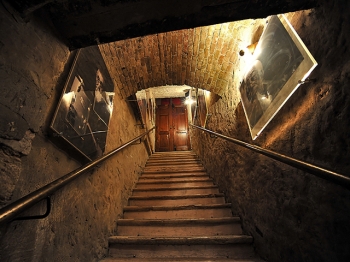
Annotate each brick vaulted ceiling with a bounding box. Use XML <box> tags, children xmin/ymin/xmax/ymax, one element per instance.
<box><xmin>99</xmin><ymin>20</ymin><xmax>265</xmax><ymax>98</ymax></box>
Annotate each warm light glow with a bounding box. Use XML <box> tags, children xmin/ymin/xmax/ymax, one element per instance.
<box><xmin>62</xmin><ymin>91</ymin><xmax>74</xmax><ymax>107</ymax></box>
<box><xmin>253</xmin><ymin>44</ymin><xmax>262</xmax><ymax>58</ymax></box>
<box><xmin>108</xmin><ymin>102</ymin><xmax>113</xmax><ymax>114</ymax></box>
<box><xmin>242</xmin><ymin>50</ymin><xmax>255</xmax><ymax>76</ymax></box>
<box><xmin>106</xmin><ymin>92</ymin><xmax>114</xmax><ymax>114</ymax></box>
<box><xmin>246</xmin><ymin>42</ymin><xmax>258</xmax><ymax>55</ymax></box>
<box><xmin>185</xmin><ymin>97</ymin><xmax>195</xmax><ymax>105</ymax></box>
<box><xmin>241</xmin><ymin>41</ymin><xmax>263</xmax><ymax>76</ymax></box>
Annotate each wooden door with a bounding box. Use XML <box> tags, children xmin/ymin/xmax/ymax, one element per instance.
<box><xmin>156</xmin><ymin>104</ymin><xmax>173</xmax><ymax>151</ymax></box>
<box><xmin>155</xmin><ymin>99</ymin><xmax>190</xmax><ymax>151</ymax></box>
<box><xmin>173</xmin><ymin>105</ymin><xmax>189</xmax><ymax>151</ymax></box>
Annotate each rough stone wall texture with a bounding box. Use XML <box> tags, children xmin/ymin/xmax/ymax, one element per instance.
<box><xmin>0</xmin><ymin>2</ymin><xmax>71</xmax><ymax>210</ymax></box>
<box><xmin>100</xmin><ymin>19</ymin><xmax>265</xmax><ymax>99</ymax></box>
<box><xmin>191</xmin><ymin>1</ymin><xmax>350</xmax><ymax>262</ymax></box>
<box><xmin>0</xmin><ymin>4</ymin><xmax>149</xmax><ymax>262</ymax></box>
<box><xmin>1</xmin><ymin>0</ymin><xmax>349</xmax><ymax>261</ymax></box>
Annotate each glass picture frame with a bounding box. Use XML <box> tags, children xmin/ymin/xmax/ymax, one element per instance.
<box><xmin>50</xmin><ymin>46</ymin><xmax>115</xmax><ymax>160</ymax></box>
<box><xmin>239</xmin><ymin>14</ymin><xmax>317</xmax><ymax>140</ymax></box>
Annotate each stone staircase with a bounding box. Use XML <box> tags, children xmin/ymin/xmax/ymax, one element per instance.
<box><xmin>101</xmin><ymin>151</ymin><xmax>262</xmax><ymax>261</ymax></box>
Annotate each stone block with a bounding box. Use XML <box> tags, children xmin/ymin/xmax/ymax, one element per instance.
<box><xmin>0</xmin><ymin>149</ymin><xmax>21</xmax><ymax>208</ymax></box>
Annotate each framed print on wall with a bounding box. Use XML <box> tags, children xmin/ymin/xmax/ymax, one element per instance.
<box><xmin>239</xmin><ymin>14</ymin><xmax>317</xmax><ymax>140</ymax></box>
<box><xmin>51</xmin><ymin>46</ymin><xmax>115</xmax><ymax>160</ymax></box>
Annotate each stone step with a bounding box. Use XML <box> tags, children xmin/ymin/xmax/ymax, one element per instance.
<box><xmin>147</xmin><ymin>156</ymin><xmax>199</xmax><ymax>160</ymax></box>
<box><xmin>101</xmin><ymin>258</ymin><xmax>262</xmax><ymax>262</ymax></box>
<box><xmin>142</xmin><ymin>168</ymin><xmax>206</xmax><ymax>174</ymax></box>
<box><xmin>147</xmin><ymin>155</ymin><xmax>199</xmax><ymax>159</ymax></box>
<box><xmin>145</xmin><ymin>162</ymin><xmax>202</xmax><ymax>167</ymax></box>
<box><xmin>140</xmin><ymin>171</ymin><xmax>207</xmax><ymax>177</ymax></box>
<box><xmin>123</xmin><ymin>204</ymin><xmax>232</xmax><ymax>219</ymax></box>
<box><xmin>146</xmin><ymin>160</ymin><xmax>201</xmax><ymax>166</ymax></box>
<box><xmin>139</xmin><ymin>175</ymin><xmax>210</xmax><ymax>182</ymax></box>
<box><xmin>132</xmin><ymin>186</ymin><xmax>220</xmax><ymax>196</ymax></box>
<box><xmin>137</xmin><ymin>177</ymin><xmax>213</xmax><ymax>184</ymax></box>
<box><xmin>116</xmin><ymin>217</ymin><xmax>242</xmax><ymax>236</ymax></box>
<box><xmin>147</xmin><ymin>154</ymin><xmax>199</xmax><ymax>161</ymax></box>
<box><xmin>129</xmin><ymin>193</ymin><xmax>225</xmax><ymax>206</ymax></box>
<box><xmin>108</xmin><ymin>236</ymin><xmax>255</xmax><ymax>259</ymax></box>
<box><xmin>150</xmin><ymin>151</ymin><xmax>197</xmax><ymax>157</ymax></box>
<box><xmin>135</xmin><ymin>180</ymin><xmax>214</xmax><ymax>189</ymax></box>
<box><xmin>151</xmin><ymin>151</ymin><xmax>195</xmax><ymax>154</ymax></box>
<box><xmin>143</xmin><ymin>166</ymin><xmax>205</xmax><ymax>173</ymax></box>
<box><xmin>147</xmin><ymin>158</ymin><xmax>199</xmax><ymax>163</ymax></box>
<box><xmin>140</xmin><ymin>173</ymin><xmax>208</xmax><ymax>179</ymax></box>
<box><xmin>100</xmin><ymin>152</ymin><xmax>262</xmax><ymax>262</ymax></box>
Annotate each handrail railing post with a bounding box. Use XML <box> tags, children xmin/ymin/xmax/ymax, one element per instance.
<box><xmin>0</xmin><ymin>127</ymin><xmax>155</xmax><ymax>225</ymax></box>
<box><xmin>190</xmin><ymin>124</ymin><xmax>350</xmax><ymax>190</ymax></box>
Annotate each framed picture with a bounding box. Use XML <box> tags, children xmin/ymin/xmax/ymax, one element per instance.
<box><xmin>197</xmin><ymin>89</ymin><xmax>208</xmax><ymax>127</ymax></box>
<box><xmin>51</xmin><ymin>46</ymin><xmax>115</xmax><ymax>160</ymax></box>
<box><xmin>239</xmin><ymin>14</ymin><xmax>317</xmax><ymax>140</ymax></box>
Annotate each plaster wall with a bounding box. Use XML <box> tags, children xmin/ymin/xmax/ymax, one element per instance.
<box><xmin>191</xmin><ymin>1</ymin><xmax>350</xmax><ymax>261</ymax></box>
<box><xmin>0</xmin><ymin>4</ymin><xmax>149</xmax><ymax>262</ymax></box>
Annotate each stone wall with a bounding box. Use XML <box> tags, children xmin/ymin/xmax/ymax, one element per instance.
<box><xmin>0</xmin><ymin>3</ymin><xmax>149</xmax><ymax>262</ymax></box>
<box><xmin>191</xmin><ymin>1</ymin><xmax>350</xmax><ymax>261</ymax></box>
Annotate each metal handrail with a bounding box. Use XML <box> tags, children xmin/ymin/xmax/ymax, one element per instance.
<box><xmin>191</xmin><ymin>124</ymin><xmax>350</xmax><ymax>190</ymax></box>
<box><xmin>0</xmin><ymin>127</ymin><xmax>155</xmax><ymax>225</ymax></box>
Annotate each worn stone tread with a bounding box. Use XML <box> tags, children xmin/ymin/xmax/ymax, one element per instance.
<box><xmin>146</xmin><ymin>161</ymin><xmax>200</xmax><ymax>165</ymax></box>
<box><xmin>102</xmin><ymin>151</ymin><xmax>261</xmax><ymax>262</ymax></box>
<box><xmin>150</xmin><ymin>152</ymin><xmax>197</xmax><ymax>157</ymax></box>
<box><xmin>137</xmin><ymin>178</ymin><xmax>213</xmax><ymax>184</ymax></box>
<box><xmin>129</xmin><ymin>193</ymin><xmax>225</xmax><ymax>200</ymax></box>
<box><xmin>117</xmin><ymin>217</ymin><xmax>241</xmax><ymax>225</ymax></box>
<box><xmin>135</xmin><ymin>181</ymin><xmax>214</xmax><ymax>189</ymax></box>
<box><xmin>146</xmin><ymin>160</ymin><xmax>199</xmax><ymax>164</ymax></box>
<box><xmin>142</xmin><ymin>172</ymin><xmax>208</xmax><ymax>176</ymax></box>
<box><xmin>101</xmin><ymin>258</ymin><xmax>262</xmax><ymax>261</ymax></box>
<box><xmin>143</xmin><ymin>168</ymin><xmax>206</xmax><ymax>173</ymax></box>
<box><xmin>144</xmin><ymin>163</ymin><xmax>202</xmax><ymax>167</ymax></box>
<box><xmin>108</xmin><ymin>235</ymin><xmax>253</xmax><ymax>245</ymax></box>
<box><xmin>138</xmin><ymin>177</ymin><xmax>212</xmax><ymax>182</ymax></box>
<box><xmin>149</xmin><ymin>155</ymin><xmax>198</xmax><ymax>159</ymax></box>
<box><xmin>140</xmin><ymin>173</ymin><xmax>208</xmax><ymax>179</ymax></box>
<box><xmin>145</xmin><ymin>163</ymin><xmax>202</xmax><ymax>167</ymax></box>
<box><xmin>133</xmin><ymin>185</ymin><xmax>218</xmax><ymax>192</ymax></box>
<box><xmin>140</xmin><ymin>171</ymin><xmax>207</xmax><ymax>176</ymax></box>
<box><xmin>142</xmin><ymin>168</ymin><xmax>206</xmax><ymax>174</ymax></box>
<box><xmin>124</xmin><ymin>203</ymin><xmax>231</xmax><ymax>211</ymax></box>
<box><xmin>146</xmin><ymin>160</ymin><xmax>201</xmax><ymax>166</ymax></box>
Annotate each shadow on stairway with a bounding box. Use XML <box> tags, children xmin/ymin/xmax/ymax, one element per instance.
<box><xmin>101</xmin><ymin>151</ymin><xmax>264</xmax><ymax>261</ymax></box>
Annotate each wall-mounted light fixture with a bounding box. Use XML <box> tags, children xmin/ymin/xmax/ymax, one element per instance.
<box><xmin>184</xmin><ymin>89</ymin><xmax>195</xmax><ymax>105</ymax></box>
<box><xmin>239</xmin><ymin>42</ymin><xmax>259</xmax><ymax>57</ymax></box>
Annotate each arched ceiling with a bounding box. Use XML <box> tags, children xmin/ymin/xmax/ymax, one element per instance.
<box><xmin>99</xmin><ymin>19</ymin><xmax>265</xmax><ymax>98</ymax></box>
